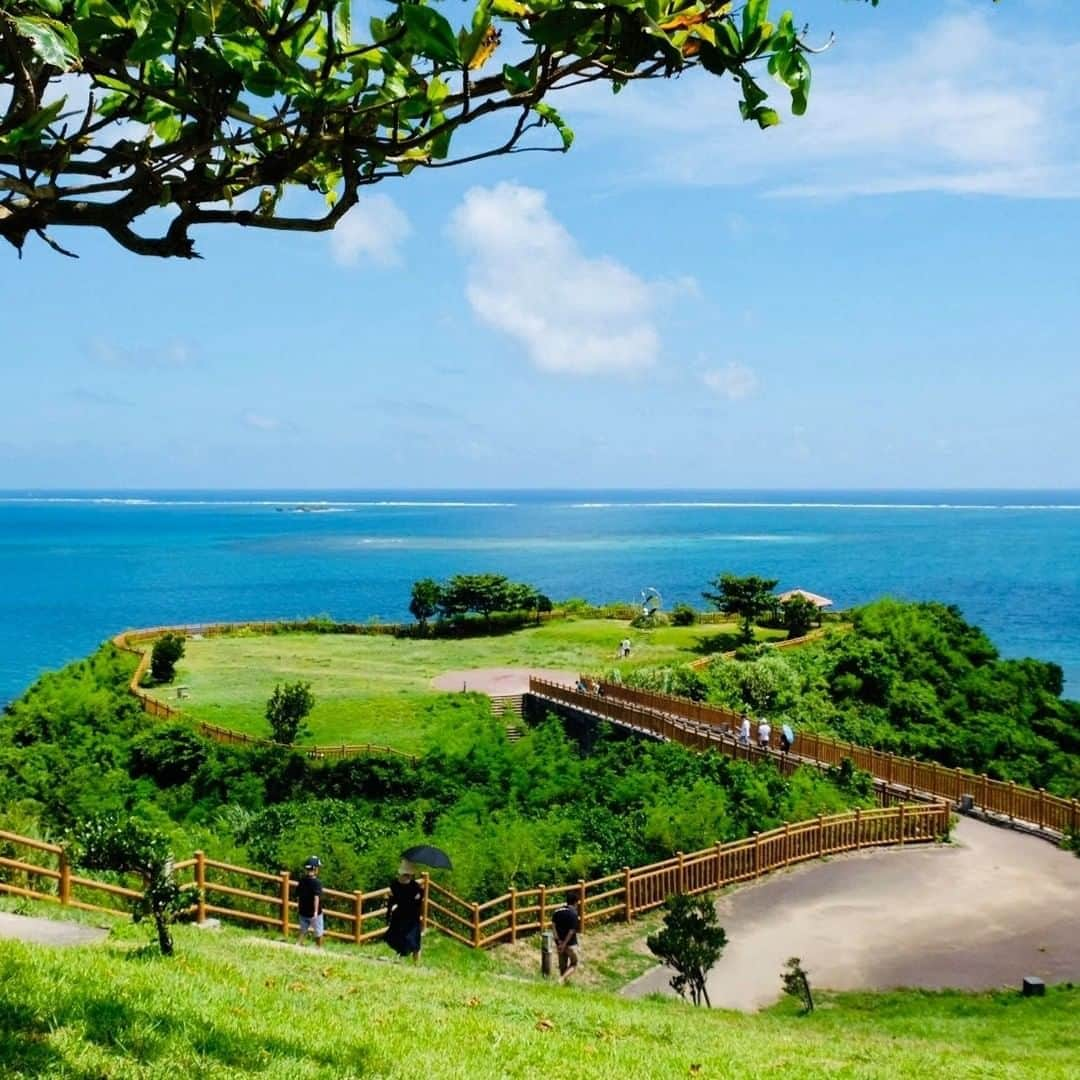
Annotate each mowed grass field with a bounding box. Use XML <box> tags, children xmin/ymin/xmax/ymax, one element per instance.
<box><xmin>2</xmin><ymin>924</ymin><xmax>1077</xmax><ymax>1079</ymax></box>
<box><xmin>165</xmin><ymin>619</ymin><xmax>782</xmax><ymax>750</ymax></box>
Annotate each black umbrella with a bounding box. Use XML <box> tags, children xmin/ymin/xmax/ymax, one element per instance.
<box><xmin>401</xmin><ymin>844</ymin><xmax>453</xmax><ymax>870</ymax></box>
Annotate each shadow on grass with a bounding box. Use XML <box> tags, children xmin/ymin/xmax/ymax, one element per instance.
<box><xmin>691</xmin><ymin>632</ymin><xmax>742</xmax><ymax>656</ymax></box>
<box><xmin>0</xmin><ymin>986</ymin><xmax>381</xmax><ymax>1075</ymax></box>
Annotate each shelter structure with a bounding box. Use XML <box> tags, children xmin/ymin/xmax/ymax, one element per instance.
<box><xmin>776</xmin><ymin>588</ymin><xmax>833</xmax><ymax>609</ymax></box>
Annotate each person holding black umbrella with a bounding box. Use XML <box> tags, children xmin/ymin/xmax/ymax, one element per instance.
<box><xmin>385</xmin><ymin>859</ymin><xmax>425</xmax><ymax>963</ymax></box>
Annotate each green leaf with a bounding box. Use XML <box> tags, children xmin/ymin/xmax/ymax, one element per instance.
<box><xmin>153</xmin><ymin>114</ymin><xmax>182</xmax><ymax>143</ymax></box>
<box><xmin>754</xmin><ymin>107</ymin><xmax>781</xmax><ymax>129</ymax></box>
<box><xmin>12</xmin><ymin>16</ymin><xmax>80</xmax><ymax>68</ymax></box>
<box><xmin>501</xmin><ymin>63</ymin><xmax>533</xmax><ymax>94</ymax></box>
<box><xmin>742</xmin><ymin>0</ymin><xmax>769</xmax><ymax>39</ymax></box>
<box><xmin>401</xmin><ymin>5</ymin><xmax>462</xmax><ymax>65</ymax></box>
<box><xmin>533</xmin><ymin>102</ymin><xmax>574</xmax><ymax>150</ymax></box>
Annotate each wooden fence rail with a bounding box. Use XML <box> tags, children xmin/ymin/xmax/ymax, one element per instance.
<box><xmin>0</xmin><ymin>798</ymin><xmax>947</xmax><ymax>951</ymax></box>
<box><xmin>531</xmin><ymin>678</ymin><xmax>1080</xmax><ymax>838</ymax></box>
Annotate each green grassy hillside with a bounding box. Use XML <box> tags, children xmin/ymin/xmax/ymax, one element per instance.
<box><xmin>166</xmin><ymin>619</ymin><xmax>782</xmax><ymax>747</ymax></box>
<box><xmin>1</xmin><ymin>924</ymin><xmax>1076</xmax><ymax>1079</ymax></box>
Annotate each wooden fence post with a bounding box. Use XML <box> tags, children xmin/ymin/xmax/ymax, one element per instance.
<box><xmin>898</xmin><ymin>804</ymin><xmax>906</xmax><ymax>845</ymax></box>
<box><xmin>752</xmin><ymin>834</ymin><xmax>760</xmax><ymax>879</ymax></box>
<box><xmin>421</xmin><ymin>872</ymin><xmax>430</xmax><ymax>931</ymax></box>
<box><xmin>58</xmin><ymin>847</ymin><xmax>71</xmax><ymax>906</ymax></box>
<box><xmin>816</xmin><ymin>815</ymin><xmax>824</xmax><ymax>856</ymax></box>
<box><xmin>539</xmin><ymin>884</ymin><xmax>547</xmax><ymax>932</ymax></box>
<box><xmin>623</xmin><ymin>867</ymin><xmax>633</xmax><ymax>922</ymax></box>
<box><xmin>471</xmin><ymin>903</ymin><xmax>481</xmax><ymax>948</ymax></box>
<box><xmin>677</xmin><ymin>853</ymin><xmax>686</xmax><ymax>893</ymax></box>
<box><xmin>510</xmin><ymin>887</ymin><xmax>518</xmax><ymax>943</ymax></box>
<box><xmin>354</xmin><ymin>891</ymin><xmax>364</xmax><ymax>944</ymax></box>
<box><xmin>981</xmin><ymin>773</ymin><xmax>990</xmax><ymax>810</ymax></box>
<box><xmin>854</xmin><ymin>808</ymin><xmax>862</xmax><ymax>851</ymax></box>
<box><xmin>578</xmin><ymin>879</ymin><xmax>587</xmax><ymax>925</ymax></box>
<box><xmin>715</xmin><ymin>841</ymin><xmax>723</xmax><ymax>889</ymax></box>
<box><xmin>195</xmin><ymin>850</ymin><xmax>206</xmax><ymax>923</ymax></box>
<box><xmin>1038</xmin><ymin>789</ymin><xmax>1045</xmax><ymax>831</ymax></box>
<box><xmin>280</xmin><ymin>871</ymin><xmax>291</xmax><ymax>936</ymax></box>
<box><xmin>1008</xmin><ymin>781</ymin><xmax>1016</xmax><ymax>822</ymax></box>
<box><xmin>1072</xmin><ymin>799</ymin><xmax>1079</xmax><ymax>835</ymax></box>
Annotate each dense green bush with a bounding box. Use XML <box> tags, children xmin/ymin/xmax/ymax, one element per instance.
<box><xmin>696</xmin><ymin>599</ymin><xmax>1080</xmax><ymax>796</ymax></box>
<box><xmin>150</xmin><ymin>634</ymin><xmax>185</xmax><ymax>683</ymax></box>
<box><xmin>670</xmin><ymin>603</ymin><xmax>698</xmax><ymax>627</ymax></box>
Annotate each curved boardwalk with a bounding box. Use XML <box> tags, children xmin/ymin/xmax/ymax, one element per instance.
<box><xmin>624</xmin><ymin>816</ymin><xmax>1080</xmax><ymax>1010</ymax></box>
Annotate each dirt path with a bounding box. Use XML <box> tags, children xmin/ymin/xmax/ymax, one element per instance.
<box><xmin>0</xmin><ymin>911</ymin><xmax>108</xmax><ymax>947</ymax></box>
<box><xmin>431</xmin><ymin>667</ymin><xmax>579</xmax><ymax>695</ymax></box>
<box><xmin>623</xmin><ymin>817</ymin><xmax>1080</xmax><ymax>1011</ymax></box>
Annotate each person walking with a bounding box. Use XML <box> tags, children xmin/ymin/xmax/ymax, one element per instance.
<box><xmin>780</xmin><ymin>724</ymin><xmax>795</xmax><ymax>753</ymax></box>
<box><xmin>385</xmin><ymin>859</ymin><xmax>424</xmax><ymax>963</ymax></box>
<box><xmin>552</xmin><ymin>893</ymin><xmax>582</xmax><ymax>983</ymax></box>
<box><xmin>758</xmin><ymin>719</ymin><xmax>772</xmax><ymax>751</ymax></box>
<box><xmin>739</xmin><ymin>716</ymin><xmax>751</xmax><ymax>747</ymax></box>
<box><xmin>296</xmin><ymin>856</ymin><xmax>324</xmax><ymax>948</ymax></box>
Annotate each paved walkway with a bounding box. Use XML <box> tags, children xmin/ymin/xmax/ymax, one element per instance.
<box><xmin>0</xmin><ymin>911</ymin><xmax>108</xmax><ymax>947</ymax></box>
<box><xmin>623</xmin><ymin>817</ymin><xmax>1080</xmax><ymax>1011</ymax></box>
<box><xmin>431</xmin><ymin>667</ymin><xmax>578</xmax><ymax>695</ymax></box>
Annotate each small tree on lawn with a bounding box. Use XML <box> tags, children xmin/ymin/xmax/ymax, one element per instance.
<box><xmin>702</xmin><ymin>573</ymin><xmax>779</xmax><ymax>644</ymax></box>
<box><xmin>646</xmin><ymin>894</ymin><xmax>728</xmax><ymax>1007</ymax></box>
<box><xmin>781</xmin><ymin>957</ymin><xmax>815</xmax><ymax>1013</ymax></box>
<box><xmin>73</xmin><ymin>815</ymin><xmax>196</xmax><ymax>956</ymax></box>
<box><xmin>409</xmin><ymin>578</ymin><xmax>443</xmax><ymax>633</ymax></box>
<box><xmin>266</xmin><ymin>681</ymin><xmax>315</xmax><ymax>744</ymax></box>
<box><xmin>150</xmin><ymin>633</ymin><xmax>185</xmax><ymax>683</ymax></box>
<box><xmin>781</xmin><ymin>594</ymin><xmax>820</xmax><ymax>639</ymax></box>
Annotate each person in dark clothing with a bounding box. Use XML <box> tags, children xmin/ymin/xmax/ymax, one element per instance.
<box><xmin>296</xmin><ymin>856</ymin><xmax>324</xmax><ymax>948</ymax></box>
<box><xmin>385</xmin><ymin>860</ymin><xmax>424</xmax><ymax>962</ymax></box>
<box><xmin>551</xmin><ymin>893</ymin><xmax>581</xmax><ymax>983</ymax></box>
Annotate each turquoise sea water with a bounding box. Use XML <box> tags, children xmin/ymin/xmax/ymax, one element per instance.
<box><xmin>2</xmin><ymin>489</ymin><xmax>1079</xmax><ymax>705</ymax></box>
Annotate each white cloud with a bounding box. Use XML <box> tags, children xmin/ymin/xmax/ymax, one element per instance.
<box><xmin>702</xmin><ymin>363</ymin><xmax>759</xmax><ymax>401</ymax></box>
<box><xmin>331</xmin><ymin>195</ymin><xmax>411</xmax><ymax>267</ymax></box>
<box><xmin>447</xmin><ymin>183</ymin><xmax>672</xmax><ymax>375</ymax></box>
<box><xmin>88</xmin><ymin>339</ymin><xmax>196</xmax><ymax>369</ymax></box>
<box><xmin>572</xmin><ymin>10</ymin><xmax>1080</xmax><ymax>199</ymax></box>
<box><xmin>244</xmin><ymin>413</ymin><xmax>280</xmax><ymax>431</ymax></box>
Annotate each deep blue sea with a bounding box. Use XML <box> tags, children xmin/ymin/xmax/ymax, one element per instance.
<box><xmin>2</xmin><ymin>490</ymin><xmax>1079</xmax><ymax>706</ymax></box>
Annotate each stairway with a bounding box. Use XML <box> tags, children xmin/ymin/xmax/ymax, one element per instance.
<box><xmin>489</xmin><ymin>694</ymin><xmax>525</xmax><ymax>742</ymax></box>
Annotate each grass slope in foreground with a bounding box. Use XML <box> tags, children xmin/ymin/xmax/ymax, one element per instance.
<box><xmin>2</xmin><ymin>926</ymin><xmax>1077</xmax><ymax>1079</ymax></box>
<box><xmin>169</xmin><ymin>620</ymin><xmax>779</xmax><ymax>749</ymax></box>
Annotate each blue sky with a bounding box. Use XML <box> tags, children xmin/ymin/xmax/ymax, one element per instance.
<box><xmin>2</xmin><ymin>0</ymin><xmax>1079</xmax><ymax>490</ymax></box>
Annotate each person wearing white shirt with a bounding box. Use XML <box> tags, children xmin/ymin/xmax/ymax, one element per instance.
<box><xmin>757</xmin><ymin>720</ymin><xmax>772</xmax><ymax>750</ymax></box>
<box><xmin>739</xmin><ymin>716</ymin><xmax>751</xmax><ymax>746</ymax></box>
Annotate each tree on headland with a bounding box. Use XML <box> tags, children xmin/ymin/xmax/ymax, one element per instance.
<box><xmin>409</xmin><ymin>578</ymin><xmax>443</xmax><ymax>633</ymax></box>
<box><xmin>2</xmin><ymin>0</ymin><xmax>827</xmax><ymax>258</ymax></box>
<box><xmin>702</xmin><ymin>573</ymin><xmax>779</xmax><ymax>644</ymax></box>
<box><xmin>73</xmin><ymin>815</ymin><xmax>196</xmax><ymax>956</ymax></box>
<box><xmin>781</xmin><ymin>593</ymin><xmax>819</xmax><ymax>638</ymax></box>
<box><xmin>266</xmin><ymin>680</ymin><xmax>315</xmax><ymax>744</ymax></box>
<box><xmin>646</xmin><ymin>893</ymin><xmax>728</xmax><ymax>1007</ymax></box>
<box><xmin>150</xmin><ymin>633</ymin><xmax>185</xmax><ymax>683</ymax></box>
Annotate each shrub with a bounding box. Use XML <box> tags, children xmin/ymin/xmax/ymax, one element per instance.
<box><xmin>671</xmin><ymin>603</ymin><xmax>697</xmax><ymax>626</ymax></box>
<box><xmin>647</xmin><ymin>894</ymin><xmax>728</xmax><ymax>1007</ymax></box>
<box><xmin>72</xmin><ymin>815</ymin><xmax>196</xmax><ymax>956</ymax></box>
<box><xmin>150</xmin><ymin>634</ymin><xmax>185</xmax><ymax>683</ymax></box>
<box><xmin>266</xmin><ymin>682</ymin><xmax>315</xmax><ymax>745</ymax></box>
<box><xmin>129</xmin><ymin>726</ymin><xmax>208</xmax><ymax>787</ymax></box>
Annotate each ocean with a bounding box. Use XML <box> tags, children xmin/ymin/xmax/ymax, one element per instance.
<box><xmin>2</xmin><ymin>490</ymin><xmax>1079</xmax><ymax>705</ymax></box>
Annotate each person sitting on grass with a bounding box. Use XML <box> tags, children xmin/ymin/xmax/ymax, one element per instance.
<box><xmin>296</xmin><ymin>856</ymin><xmax>324</xmax><ymax>948</ymax></box>
<box><xmin>552</xmin><ymin>892</ymin><xmax>582</xmax><ymax>984</ymax></box>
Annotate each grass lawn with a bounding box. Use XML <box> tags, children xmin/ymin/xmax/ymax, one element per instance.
<box><xmin>164</xmin><ymin>619</ymin><xmax>785</xmax><ymax>750</ymax></box>
<box><xmin>1</xmin><ymin>923</ymin><xmax>1076</xmax><ymax>1079</ymax></box>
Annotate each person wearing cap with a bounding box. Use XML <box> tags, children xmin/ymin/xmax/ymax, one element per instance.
<box><xmin>385</xmin><ymin>859</ymin><xmax>424</xmax><ymax>963</ymax></box>
<box><xmin>296</xmin><ymin>856</ymin><xmax>324</xmax><ymax>948</ymax></box>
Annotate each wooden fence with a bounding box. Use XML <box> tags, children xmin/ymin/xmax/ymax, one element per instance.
<box><xmin>532</xmin><ymin>679</ymin><xmax>1080</xmax><ymax>837</ymax></box>
<box><xmin>0</xmin><ymin>798</ymin><xmax>947</xmax><ymax>950</ymax></box>
<box><xmin>111</xmin><ymin>628</ymin><xmax>417</xmax><ymax>764</ymax></box>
